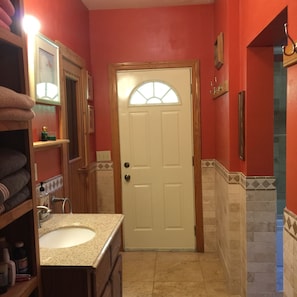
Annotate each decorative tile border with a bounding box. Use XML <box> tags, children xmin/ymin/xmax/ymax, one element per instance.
<box><xmin>209</xmin><ymin>159</ymin><xmax>276</xmax><ymax>190</ymax></box>
<box><xmin>201</xmin><ymin>159</ymin><xmax>215</xmax><ymax>168</ymax></box>
<box><xmin>284</xmin><ymin>208</ymin><xmax>297</xmax><ymax>239</ymax></box>
<box><xmin>97</xmin><ymin>161</ymin><xmax>113</xmax><ymax>171</ymax></box>
<box><xmin>244</xmin><ymin>176</ymin><xmax>276</xmax><ymax>190</ymax></box>
<box><xmin>214</xmin><ymin>160</ymin><xmax>241</xmax><ymax>184</ymax></box>
<box><xmin>35</xmin><ymin>175</ymin><xmax>63</xmax><ymax>195</ymax></box>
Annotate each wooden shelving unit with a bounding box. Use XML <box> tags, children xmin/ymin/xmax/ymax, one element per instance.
<box><xmin>33</xmin><ymin>139</ymin><xmax>69</xmax><ymax>151</ymax></box>
<box><xmin>0</xmin><ymin>0</ymin><xmax>40</xmax><ymax>296</ymax></box>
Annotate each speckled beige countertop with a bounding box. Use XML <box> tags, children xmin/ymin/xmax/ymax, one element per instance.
<box><xmin>38</xmin><ymin>213</ymin><xmax>124</xmax><ymax>268</ymax></box>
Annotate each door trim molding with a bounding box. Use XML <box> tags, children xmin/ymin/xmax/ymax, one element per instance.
<box><xmin>109</xmin><ymin>60</ymin><xmax>204</xmax><ymax>252</ymax></box>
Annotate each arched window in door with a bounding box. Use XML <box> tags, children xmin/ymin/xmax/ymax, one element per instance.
<box><xmin>129</xmin><ymin>81</ymin><xmax>180</xmax><ymax>105</ymax></box>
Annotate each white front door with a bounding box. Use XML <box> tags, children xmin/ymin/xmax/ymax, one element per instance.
<box><xmin>117</xmin><ymin>68</ymin><xmax>195</xmax><ymax>250</ymax></box>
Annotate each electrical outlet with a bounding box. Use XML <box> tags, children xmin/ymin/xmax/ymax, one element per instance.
<box><xmin>96</xmin><ymin>150</ymin><xmax>111</xmax><ymax>161</ymax></box>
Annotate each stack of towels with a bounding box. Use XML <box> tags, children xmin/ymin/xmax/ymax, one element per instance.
<box><xmin>0</xmin><ymin>148</ymin><xmax>31</xmax><ymax>214</ymax></box>
<box><xmin>0</xmin><ymin>86</ymin><xmax>35</xmax><ymax>121</ymax></box>
<box><xmin>0</xmin><ymin>0</ymin><xmax>15</xmax><ymax>31</ymax></box>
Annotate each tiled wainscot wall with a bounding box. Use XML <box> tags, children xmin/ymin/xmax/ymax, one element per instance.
<box><xmin>96</xmin><ymin>161</ymin><xmax>115</xmax><ymax>213</ymax></box>
<box><xmin>202</xmin><ymin>160</ymin><xmax>279</xmax><ymax>297</ymax></box>
<box><xmin>283</xmin><ymin>208</ymin><xmax>297</xmax><ymax>297</ymax></box>
<box><xmin>98</xmin><ymin>160</ymin><xmax>280</xmax><ymax>297</ymax></box>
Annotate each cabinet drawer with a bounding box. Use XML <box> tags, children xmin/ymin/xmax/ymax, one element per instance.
<box><xmin>94</xmin><ymin>247</ymin><xmax>111</xmax><ymax>297</ymax></box>
<box><xmin>110</xmin><ymin>228</ymin><xmax>122</xmax><ymax>266</ymax></box>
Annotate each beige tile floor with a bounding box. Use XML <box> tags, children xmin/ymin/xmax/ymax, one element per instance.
<box><xmin>122</xmin><ymin>251</ymin><xmax>232</xmax><ymax>297</ymax></box>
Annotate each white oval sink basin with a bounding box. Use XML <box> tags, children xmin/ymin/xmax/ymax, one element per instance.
<box><xmin>39</xmin><ymin>226</ymin><xmax>95</xmax><ymax>248</ymax></box>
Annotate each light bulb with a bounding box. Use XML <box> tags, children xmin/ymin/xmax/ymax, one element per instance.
<box><xmin>22</xmin><ymin>15</ymin><xmax>41</xmax><ymax>35</ymax></box>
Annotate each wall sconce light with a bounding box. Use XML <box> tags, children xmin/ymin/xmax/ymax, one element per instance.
<box><xmin>22</xmin><ymin>15</ymin><xmax>41</xmax><ymax>35</ymax></box>
<box><xmin>282</xmin><ymin>23</ymin><xmax>297</xmax><ymax>56</ymax></box>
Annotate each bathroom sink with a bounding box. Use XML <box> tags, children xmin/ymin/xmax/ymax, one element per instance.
<box><xmin>39</xmin><ymin>226</ymin><xmax>96</xmax><ymax>248</ymax></box>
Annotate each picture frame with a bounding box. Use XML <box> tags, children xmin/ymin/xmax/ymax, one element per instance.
<box><xmin>34</xmin><ymin>34</ymin><xmax>60</xmax><ymax>105</ymax></box>
<box><xmin>86</xmin><ymin>72</ymin><xmax>93</xmax><ymax>101</ymax></box>
<box><xmin>214</xmin><ymin>32</ymin><xmax>224</xmax><ymax>69</ymax></box>
<box><xmin>238</xmin><ymin>91</ymin><xmax>245</xmax><ymax>160</ymax></box>
<box><xmin>88</xmin><ymin>105</ymin><xmax>95</xmax><ymax>134</ymax></box>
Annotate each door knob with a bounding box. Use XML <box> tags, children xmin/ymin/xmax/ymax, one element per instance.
<box><xmin>124</xmin><ymin>174</ymin><xmax>131</xmax><ymax>182</ymax></box>
<box><xmin>124</xmin><ymin>162</ymin><xmax>130</xmax><ymax>168</ymax></box>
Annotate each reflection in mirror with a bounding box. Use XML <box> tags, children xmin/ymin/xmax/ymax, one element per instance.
<box><xmin>36</xmin><ymin>82</ymin><xmax>58</xmax><ymax>100</ymax></box>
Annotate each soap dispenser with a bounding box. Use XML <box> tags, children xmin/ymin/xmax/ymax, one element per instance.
<box><xmin>39</xmin><ymin>182</ymin><xmax>49</xmax><ymax>208</ymax></box>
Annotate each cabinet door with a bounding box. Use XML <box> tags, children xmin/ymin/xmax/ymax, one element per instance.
<box><xmin>94</xmin><ymin>247</ymin><xmax>111</xmax><ymax>297</ymax></box>
<box><xmin>101</xmin><ymin>282</ymin><xmax>112</xmax><ymax>297</ymax></box>
<box><xmin>111</xmin><ymin>255</ymin><xmax>122</xmax><ymax>297</ymax></box>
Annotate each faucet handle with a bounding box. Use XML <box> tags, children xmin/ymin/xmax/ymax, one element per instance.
<box><xmin>37</xmin><ymin>205</ymin><xmax>51</xmax><ymax>220</ymax></box>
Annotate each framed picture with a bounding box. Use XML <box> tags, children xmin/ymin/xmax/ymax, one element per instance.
<box><xmin>238</xmin><ymin>91</ymin><xmax>245</xmax><ymax>160</ymax></box>
<box><xmin>88</xmin><ymin>105</ymin><xmax>95</xmax><ymax>134</ymax></box>
<box><xmin>34</xmin><ymin>34</ymin><xmax>60</xmax><ymax>105</ymax></box>
<box><xmin>86</xmin><ymin>72</ymin><xmax>93</xmax><ymax>101</ymax></box>
<box><xmin>214</xmin><ymin>32</ymin><xmax>224</xmax><ymax>69</ymax></box>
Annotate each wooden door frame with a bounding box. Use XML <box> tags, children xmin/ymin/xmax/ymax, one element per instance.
<box><xmin>109</xmin><ymin>60</ymin><xmax>204</xmax><ymax>252</ymax></box>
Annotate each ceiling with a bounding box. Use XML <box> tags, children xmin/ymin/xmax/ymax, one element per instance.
<box><xmin>81</xmin><ymin>0</ymin><xmax>214</xmax><ymax>10</ymax></box>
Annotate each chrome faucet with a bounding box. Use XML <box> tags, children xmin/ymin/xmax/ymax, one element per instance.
<box><xmin>51</xmin><ymin>196</ymin><xmax>73</xmax><ymax>214</ymax></box>
<box><xmin>37</xmin><ymin>205</ymin><xmax>52</xmax><ymax>228</ymax></box>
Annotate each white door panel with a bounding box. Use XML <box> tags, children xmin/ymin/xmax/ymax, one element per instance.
<box><xmin>117</xmin><ymin>68</ymin><xmax>195</xmax><ymax>250</ymax></box>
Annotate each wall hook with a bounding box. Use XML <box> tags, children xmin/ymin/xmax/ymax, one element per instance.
<box><xmin>282</xmin><ymin>23</ymin><xmax>297</xmax><ymax>56</ymax></box>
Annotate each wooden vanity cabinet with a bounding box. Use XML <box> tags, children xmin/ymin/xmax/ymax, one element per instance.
<box><xmin>0</xmin><ymin>0</ymin><xmax>41</xmax><ymax>296</ymax></box>
<box><xmin>93</xmin><ymin>227</ymin><xmax>122</xmax><ymax>297</ymax></box>
<box><xmin>41</xmin><ymin>227</ymin><xmax>122</xmax><ymax>297</ymax></box>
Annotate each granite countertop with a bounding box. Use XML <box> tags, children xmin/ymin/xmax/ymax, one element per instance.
<box><xmin>38</xmin><ymin>213</ymin><xmax>124</xmax><ymax>268</ymax></box>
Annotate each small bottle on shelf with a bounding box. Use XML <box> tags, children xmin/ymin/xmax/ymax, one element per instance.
<box><xmin>0</xmin><ymin>262</ymin><xmax>8</xmax><ymax>294</ymax></box>
<box><xmin>2</xmin><ymin>248</ymin><xmax>16</xmax><ymax>286</ymax></box>
<box><xmin>12</xmin><ymin>241</ymin><xmax>28</xmax><ymax>274</ymax></box>
<box><xmin>39</xmin><ymin>182</ymin><xmax>49</xmax><ymax>208</ymax></box>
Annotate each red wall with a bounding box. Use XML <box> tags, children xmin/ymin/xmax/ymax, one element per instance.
<box><xmin>23</xmin><ymin>0</ymin><xmax>91</xmax><ymax>181</ymax></box>
<box><xmin>213</xmin><ymin>0</ymin><xmax>241</xmax><ymax>171</ymax></box>
<box><xmin>89</xmin><ymin>5</ymin><xmax>216</xmax><ymax>159</ymax></box>
<box><xmin>24</xmin><ymin>0</ymin><xmax>91</xmax><ymax>69</ymax></box>
<box><xmin>22</xmin><ymin>0</ymin><xmax>297</xmax><ymax>214</ymax></box>
<box><xmin>215</xmin><ymin>0</ymin><xmax>297</xmax><ymax>213</ymax></box>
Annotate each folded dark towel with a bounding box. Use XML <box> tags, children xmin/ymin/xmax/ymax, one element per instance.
<box><xmin>0</xmin><ymin>108</ymin><xmax>35</xmax><ymax>121</ymax></box>
<box><xmin>0</xmin><ymin>148</ymin><xmax>27</xmax><ymax>180</ymax></box>
<box><xmin>0</xmin><ymin>169</ymin><xmax>30</xmax><ymax>204</ymax></box>
<box><xmin>0</xmin><ymin>86</ymin><xmax>35</xmax><ymax>109</ymax></box>
<box><xmin>0</xmin><ymin>186</ymin><xmax>30</xmax><ymax>214</ymax></box>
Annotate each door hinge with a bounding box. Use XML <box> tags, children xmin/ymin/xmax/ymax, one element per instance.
<box><xmin>194</xmin><ymin>225</ymin><xmax>196</xmax><ymax>236</ymax></box>
<box><xmin>192</xmin><ymin>156</ymin><xmax>194</xmax><ymax>166</ymax></box>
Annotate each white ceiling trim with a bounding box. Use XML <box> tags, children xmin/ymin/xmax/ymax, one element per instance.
<box><xmin>81</xmin><ymin>0</ymin><xmax>214</xmax><ymax>10</ymax></box>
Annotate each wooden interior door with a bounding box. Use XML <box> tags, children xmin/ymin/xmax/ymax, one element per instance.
<box><xmin>59</xmin><ymin>45</ymin><xmax>87</xmax><ymax>213</ymax></box>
